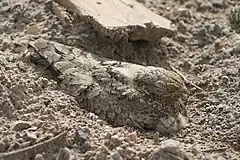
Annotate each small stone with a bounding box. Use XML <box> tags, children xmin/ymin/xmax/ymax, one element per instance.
<box><xmin>221</xmin><ymin>76</ymin><xmax>229</xmax><ymax>84</ymax></box>
<box><xmin>0</xmin><ymin>55</ymin><xmax>6</xmax><ymax>65</ymax></box>
<box><xmin>176</xmin><ymin>8</ymin><xmax>191</xmax><ymax>18</ymax></box>
<box><xmin>35</xmin><ymin>154</ymin><xmax>44</xmax><ymax>160</ymax></box>
<box><xmin>222</xmin><ymin>27</ymin><xmax>231</xmax><ymax>36</ymax></box>
<box><xmin>198</xmin><ymin>1</ymin><xmax>213</xmax><ymax>10</ymax></box>
<box><xmin>37</xmin><ymin>77</ymin><xmax>49</xmax><ymax>88</ymax></box>
<box><xmin>74</xmin><ymin>127</ymin><xmax>90</xmax><ymax>145</ymax></box>
<box><xmin>24</xmin><ymin>131</ymin><xmax>38</xmax><ymax>141</ymax></box>
<box><xmin>1</xmin><ymin>41</ymin><xmax>9</xmax><ymax>51</ymax></box>
<box><xmin>214</xmin><ymin>24</ymin><xmax>222</xmax><ymax>35</ymax></box>
<box><xmin>96</xmin><ymin>119</ymin><xmax>105</xmax><ymax>126</ymax></box>
<box><xmin>152</xmin><ymin>132</ymin><xmax>159</xmax><ymax>143</ymax></box>
<box><xmin>13</xmin><ymin>121</ymin><xmax>32</xmax><ymax>131</ymax></box>
<box><xmin>105</xmin><ymin>135</ymin><xmax>123</xmax><ymax>150</ymax></box>
<box><xmin>148</xmin><ymin>139</ymin><xmax>193</xmax><ymax>160</ymax></box>
<box><xmin>126</xmin><ymin>131</ymin><xmax>138</xmax><ymax>142</ymax></box>
<box><xmin>105</xmin><ymin>132</ymin><xmax>112</xmax><ymax>139</ymax></box>
<box><xmin>60</xmin><ymin>109</ymin><xmax>71</xmax><ymax>115</ymax></box>
<box><xmin>26</xmin><ymin>23</ymin><xmax>41</xmax><ymax>35</ymax></box>
<box><xmin>233</xmin><ymin>42</ymin><xmax>240</xmax><ymax>53</ymax></box>
<box><xmin>28</xmin><ymin>127</ymin><xmax>38</xmax><ymax>131</ymax></box>
<box><xmin>84</xmin><ymin>150</ymin><xmax>96</xmax><ymax>160</ymax></box>
<box><xmin>211</xmin><ymin>0</ymin><xmax>225</xmax><ymax>7</ymax></box>
<box><xmin>56</xmin><ymin>147</ymin><xmax>71</xmax><ymax>160</ymax></box>
<box><xmin>214</xmin><ymin>38</ymin><xmax>223</xmax><ymax>51</ymax></box>
<box><xmin>178</xmin><ymin>20</ymin><xmax>187</xmax><ymax>33</ymax></box>
<box><xmin>110</xmin><ymin>151</ymin><xmax>123</xmax><ymax>160</ymax></box>
<box><xmin>215</xmin><ymin>125</ymin><xmax>221</xmax><ymax>130</ymax></box>
<box><xmin>160</xmin><ymin>139</ymin><xmax>181</xmax><ymax>151</ymax></box>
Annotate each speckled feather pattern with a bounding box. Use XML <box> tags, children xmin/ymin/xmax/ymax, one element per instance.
<box><xmin>29</xmin><ymin>39</ymin><xmax>188</xmax><ymax>133</ymax></box>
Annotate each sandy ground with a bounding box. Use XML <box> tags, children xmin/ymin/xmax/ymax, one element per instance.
<box><xmin>1</xmin><ymin>0</ymin><xmax>240</xmax><ymax>159</ymax></box>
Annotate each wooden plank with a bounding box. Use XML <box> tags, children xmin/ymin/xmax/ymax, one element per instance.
<box><xmin>54</xmin><ymin>0</ymin><xmax>174</xmax><ymax>42</ymax></box>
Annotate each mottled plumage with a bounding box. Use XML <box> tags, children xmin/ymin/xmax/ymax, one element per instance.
<box><xmin>29</xmin><ymin>39</ymin><xmax>189</xmax><ymax>133</ymax></box>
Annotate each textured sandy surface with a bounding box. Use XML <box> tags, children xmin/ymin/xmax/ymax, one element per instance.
<box><xmin>0</xmin><ymin>0</ymin><xmax>240</xmax><ymax>159</ymax></box>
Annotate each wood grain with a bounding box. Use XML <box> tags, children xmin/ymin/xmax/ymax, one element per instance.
<box><xmin>54</xmin><ymin>0</ymin><xmax>174</xmax><ymax>42</ymax></box>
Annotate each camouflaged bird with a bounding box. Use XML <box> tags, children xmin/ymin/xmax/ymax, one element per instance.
<box><xmin>28</xmin><ymin>39</ymin><xmax>189</xmax><ymax>134</ymax></box>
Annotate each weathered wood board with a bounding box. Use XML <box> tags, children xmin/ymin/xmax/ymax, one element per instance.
<box><xmin>54</xmin><ymin>0</ymin><xmax>174</xmax><ymax>42</ymax></box>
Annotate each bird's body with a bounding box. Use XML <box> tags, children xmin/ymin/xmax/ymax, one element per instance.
<box><xmin>29</xmin><ymin>39</ymin><xmax>188</xmax><ymax>133</ymax></box>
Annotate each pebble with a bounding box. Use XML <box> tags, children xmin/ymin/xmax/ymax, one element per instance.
<box><xmin>24</xmin><ymin>131</ymin><xmax>38</xmax><ymax>141</ymax></box>
<box><xmin>222</xmin><ymin>27</ymin><xmax>231</xmax><ymax>36</ymax></box>
<box><xmin>126</xmin><ymin>131</ymin><xmax>138</xmax><ymax>142</ymax></box>
<box><xmin>60</xmin><ymin>109</ymin><xmax>71</xmax><ymax>116</ymax></box>
<box><xmin>26</xmin><ymin>23</ymin><xmax>41</xmax><ymax>35</ymax></box>
<box><xmin>152</xmin><ymin>132</ymin><xmax>159</xmax><ymax>143</ymax></box>
<box><xmin>105</xmin><ymin>135</ymin><xmax>123</xmax><ymax>150</ymax></box>
<box><xmin>13</xmin><ymin>121</ymin><xmax>32</xmax><ymax>131</ymax></box>
<box><xmin>221</xmin><ymin>76</ymin><xmax>229</xmax><ymax>84</ymax></box>
<box><xmin>160</xmin><ymin>139</ymin><xmax>181</xmax><ymax>150</ymax></box>
<box><xmin>233</xmin><ymin>41</ymin><xmax>240</xmax><ymax>53</ymax></box>
<box><xmin>110</xmin><ymin>151</ymin><xmax>123</xmax><ymax>160</ymax></box>
<box><xmin>0</xmin><ymin>55</ymin><xmax>6</xmax><ymax>65</ymax></box>
<box><xmin>148</xmin><ymin>139</ymin><xmax>193</xmax><ymax>160</ymax></box>
<box><xmin>209</xmin><ymin>24</ymin><xmax>222</xmax><ymax>36</ymax></box>
<box><xmin>215</xmin><ymin>125</ymin><xmax>221</xmax><ymax>131</ymax></box>
<box><xmin>17</xmin><ymin>61</ymin><xmax>28</xmax><ymax>72</ymax></box>
<box><xmin>74</xmin><ymin>127</ymin><xmax>90</xmax><ymax>145</ymax></box>
<box><xmin>34</xmin><ymin>154</ymin><xmax>44</xmax><ymax>160</ymax></box>
<box><xmin>176</xmin><ymin>8</ymin><xmax>191</xmax><ymax>18</ymax></box>
<box><xmin>198</xmin><ymin>1</ymin><xmax>213</xmax><ymax>10</ymax></box>
<box><xmin>178</xmin><ymin>20</ymin><xmax>187</xmax><ymax>33</ymax></box>
<box><xmin>211</xmin><ymin>0</ymin><xmax>225</xmax><ymax>7</ymax></box>
<box><xmin>214</xmin><ymin>38</ymin><xmax>224</xmax><ymax>51</ymax></box>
